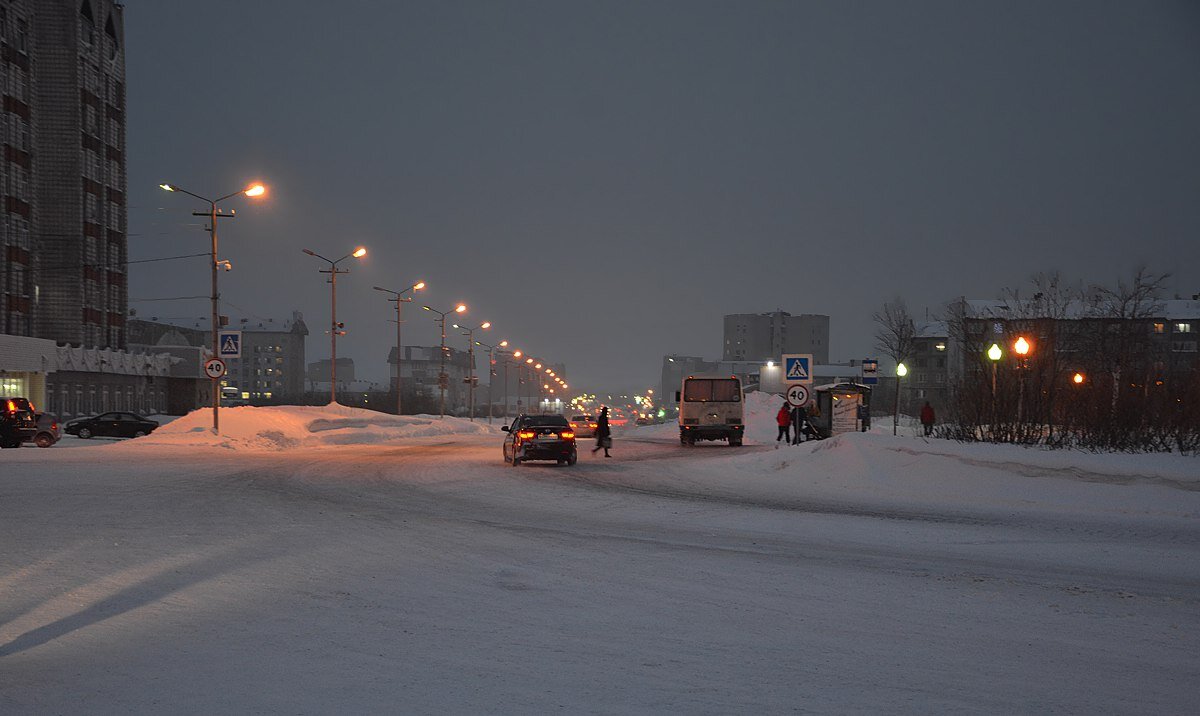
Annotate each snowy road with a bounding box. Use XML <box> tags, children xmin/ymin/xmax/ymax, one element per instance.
<box><xmin>2</xmin><ymin>431</ymin><xmax>1198</xmax><ymax>714</ymax></box>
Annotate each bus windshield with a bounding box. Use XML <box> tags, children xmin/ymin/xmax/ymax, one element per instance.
<box><xmin>683</xmin><ymin>379</ymin><xmax>741</xmax><ymax>402</ymax></box>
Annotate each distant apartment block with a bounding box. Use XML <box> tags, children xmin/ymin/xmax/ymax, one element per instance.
<box><xmin>723</xmin><ymin>311</ymin><xmax>829</xmax><ymax>364</ymax></box>
<box><xmin>130</xmin><ymin>313</ymin><xmax>308</xmax><ymax>401</ymax></box>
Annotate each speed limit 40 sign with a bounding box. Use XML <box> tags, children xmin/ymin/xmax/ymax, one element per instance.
<box><xmin>786</xmin><ymin>384</ymin><xmax>810</xmax><ymax>407</ymax></box>
<box><xmin>203</xmin><ymin>358</ymin><xmax>227</xmax><ymax>379</ymax></box>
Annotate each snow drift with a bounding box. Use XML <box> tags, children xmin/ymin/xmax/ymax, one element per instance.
<box><xmin>130</xmin><ymin>403</ymin><xmax>496</xmax><ymax>451</ymax></box>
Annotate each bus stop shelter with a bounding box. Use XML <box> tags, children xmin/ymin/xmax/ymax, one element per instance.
<box><xmin>810</xmin><ymin>383</ymin><xmax>872</xmax><ymax>437</ymax></box>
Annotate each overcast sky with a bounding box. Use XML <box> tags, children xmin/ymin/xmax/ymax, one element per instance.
<box><xmin>125</xmin><ymin>0</ymin><xmax>1200</xmax><ymax>391</ymax></box>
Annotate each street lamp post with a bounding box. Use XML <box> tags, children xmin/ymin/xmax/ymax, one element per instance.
<box><xmin>302</xmin><ymin>246</ymin><xmax>367</xmax><ymax>404</ymax></box>
<box><xmin>893</xmin><ymin>362</ymin><xmax>908</xmax><ymax>436</ymax></box>
<box><xmin>374</xmin><ymin>281</ymin><xmax>425</xmax><ymax>415</ymax></box>
<box><xmin>1014</xmin><ymin>336</ymin><xmax>1031</xmax><ymax>427</ymax></box>
<box><xmin>986</xmin><ymin>342</ymin><xmax>1003</xmax><ymax>439</ymax></box>
<box><xmin>423</xmin><ymin>304</ymin><xmax>467</xmax><ymax>417</ymax></box>
<box><xmin>159</xmin><ymin>181</ymin><xmax>266</xmax><ymax>434</ymax></box>
<box><xmin>453</xmin><ymin>321</ymin><xmax>491</xmax><ymax>421</ymax></box>
<box><xmin>474</xmin><ymin>339</ymin><xmax>507</xmax><ymax>424</ymax></box>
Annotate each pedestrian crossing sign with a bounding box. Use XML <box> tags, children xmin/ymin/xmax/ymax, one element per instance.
<box><xmin>218</xmin><ymin>330</ymin><xmax>242</xmax><ymax>359</ymax></box>
<box><xmin>782</xmin><ymin>354</ymin><xmax>812</xmax><ymax>384</ymax></box>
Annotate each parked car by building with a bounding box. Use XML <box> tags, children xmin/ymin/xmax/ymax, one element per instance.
<box><xmin>1</xmin><ymin>398</ymin><xmax>39</xmax><ymax>448</ymax></box>
<box><xmin>64</xmin><ymin>412</ymin><xmax>160</xmax><ymax>440</ymax></box>
<box><xmin>26</xmin><ymin>413</ymin><xmax>62</xmax><ymax>448</ymax></box>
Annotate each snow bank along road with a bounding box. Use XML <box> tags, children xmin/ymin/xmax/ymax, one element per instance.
<box><xmin>2</xmin><ymin>426</ymin><xmax>1198</xmax><ymax>714</ymax></box>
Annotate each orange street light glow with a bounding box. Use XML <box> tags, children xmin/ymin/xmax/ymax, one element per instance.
<box><xmin>499</xmin><ymin>340</ymin><xmax>508</xmax><ymax>347</ymax></box>
<box><xmin>526</xmin><ymin>358</ymin><xmax>534</xmax><ymax>364</ymax></box>
<box><xmin>1073</xmin><ymin>372</ymin><xmax>1085</xmax><ymax>384</ymax></box>
<box><xmin>159</xmin><ymin>183</ymin><xmax>176</xmax><ymax>192</ymax></box>
<box><xmin>1014</xmin><ymin>336</ymin><xmax>1030</xmax><ymax>356</ymax></box>
<box><xmin>352</xmin><ymin>247</ymin><xmax>367</xmax><ymax>258</ymax></box>
<box><xmin>414</xmin><ymin>282</ymin><xmax>426</xmax><ymax>290</ymax></box>
<box><xmin>455</xmin><ymin>304</ymin><xmax>467</xmax><ymax>313</ymax></box>
<box><xmin>513</xmin><ymin>350</ymin><xmax>522</xmax><ymax>357</ymax></box>
<box><xmin>480</xmin><ymin>322</ymin><xmax>491</xmax><ymax>329</ymax></box>
<box><xmin>244</xmin><ymin>183</ymin><xmax>266</xmax><ymax>197</ymax></box>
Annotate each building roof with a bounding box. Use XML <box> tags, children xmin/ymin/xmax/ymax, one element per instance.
<box><xmin>963</xmin><ymin>298</ymin><xmax>1199</xmax><ymax>321</ymax></box>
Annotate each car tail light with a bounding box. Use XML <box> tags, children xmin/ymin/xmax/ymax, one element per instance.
<box><xmin>590</xmin><ymin>423</ymin><xmax>597</xmax><ymax>428</ymax></box>
<box><xmin>517</xmin><ymin>431</ymin><xmax>536</xmax><ymax>439</ymax></box>
<box><xmin>561</xmin><ymin>432</ymin><xmax>575</xmax><ymax>439</ymax></box>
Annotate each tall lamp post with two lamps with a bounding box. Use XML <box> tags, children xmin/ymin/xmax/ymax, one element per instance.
<box><xmin>474</xmin><ymin>339</ymin><xmax>508</xmax><ymax>424</ymax></box>
<box><xmin>302</xmin><ymin>246</ymin><xmax>367</xmax><ymax>404</ymax></box>
<box><xmin>159</xmin><ymin>181</ymin><xmax>267</xmax><ymax>433</ymax></box>
<box><xmin>374</xmin><ymin>281</ymin><xmax>425</xmax><ymax>415</ymax></box>
<box><xmin>423</xmin><ymin>303</ymin><xmax>467</xmax><ymax>417</ymax></box>
<box><xmin>453</xmin><ymin>321</ymin><xmax>491</xmax><ymax>421</ymax></box>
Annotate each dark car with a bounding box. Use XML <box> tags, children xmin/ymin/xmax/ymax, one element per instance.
<box><xmin>25</xmin><ymin>413</ymin><xmax>62</xmax><ymax>448</ymax></box>
<box><xmin>502</xmin><ymin>414</ymin><xmax>577</xmax><ymax>466</ymax></box>
<box><xmin>65</xmin><ymin>411</ymin><xmax>159</xmax><ymax>439</ymax></box>
<box><xmin>1</xmin><ymin>397</ymin><xmax>38</xmax><ymax>448</ymax></box>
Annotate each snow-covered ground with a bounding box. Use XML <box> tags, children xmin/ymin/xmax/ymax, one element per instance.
<box><xmin>2</xmin><ymin>404</ymin><xmax>1197</xmax><ymax>713</ymax></box>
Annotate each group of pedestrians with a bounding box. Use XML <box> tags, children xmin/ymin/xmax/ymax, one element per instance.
<box><xmin>775</xmin><ymin>402</ymin><xmax>816</xmax><ymax>445</ymax></box>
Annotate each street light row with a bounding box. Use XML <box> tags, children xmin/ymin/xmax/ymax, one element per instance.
<box><xmin>161</xmin><ymin>180</ymin><xmax>576</xmax><ymax>424</ymax></box>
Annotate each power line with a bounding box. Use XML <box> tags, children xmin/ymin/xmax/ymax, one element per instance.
<box><xmin>30</xmin><ymin>252</ymin><xmax>209</xmax><ymax>272</ymax></box>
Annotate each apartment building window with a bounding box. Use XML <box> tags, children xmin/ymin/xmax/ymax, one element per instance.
<box><xmin>1153</xmin><ymin>322</ymin><xmax>1165</xmax><ymax>334</ymax></box>
<box><xmin>1175</xmin><ymin>323</ymin><xmax>1193</xmax><ymax>333</ymax></box>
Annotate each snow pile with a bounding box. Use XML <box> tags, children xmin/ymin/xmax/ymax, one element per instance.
<box><xmin>700</xmin><ymin>430</ymin><xmax>1200</xmax><ymax>517</ymax></box>
<box><xmin>129</xmin><ymin>403</ymin><xmax>496</xmax><ymax>451</ymax></box>
<box><xmin>743</xmin><ymin>390</ymin><xmax>786</xmax><ymax>443</ymax></box>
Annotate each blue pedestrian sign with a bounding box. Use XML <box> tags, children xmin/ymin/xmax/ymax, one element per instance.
<box><xmin>782</xmin><ymin>353</ymin><xmax>812</xmax><ymax>385</ymax></box>
<box><xmin>862</xmin><ymin>358</ymin><xmax>879</xmax><ymax>385</ymax></box>
<box><xmin>218</xmin><ymin>330</ymin><xmax>242</xmax><ymax>359</ymax></box>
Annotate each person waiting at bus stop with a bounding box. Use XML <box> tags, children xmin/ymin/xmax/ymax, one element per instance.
<box><xmin>775</xmin><ymin>402</ymin><xmax>792</xmax><ymax>443</ymax></box>
<box><xmin>791</xmin><ymin>403</ymin><xmax>809</xmax><ymax>444</ymax></box>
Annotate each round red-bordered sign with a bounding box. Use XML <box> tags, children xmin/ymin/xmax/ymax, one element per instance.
<box><xmin>203</xmin><ymin>358</ymin><xmax>227</xmax><ymax>379</ymax></box>
<box><xmin>786</xmin><ymin>384</ymin><xmax>810</xmax><ymax>407</ymax></box>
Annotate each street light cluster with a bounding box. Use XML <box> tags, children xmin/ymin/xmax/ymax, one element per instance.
<box><xmin>162</xmin><ymin>180</ymin><xmax>579</xmax><ymax>425</ymax></box>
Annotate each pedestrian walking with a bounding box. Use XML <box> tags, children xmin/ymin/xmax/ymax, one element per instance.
<box><xmin>592</xmin><ymin>405</ymin><xmax>612</xmax><ymax>457</ymax></box>
<box><xmin>920</xmin><ymin>401</ymin><xmax>936</xmax><ymax>437</ymax></box>
<box><xmin>791</xmin><ymin>403</ymin><xmax>809</xmax><ymax>444</ymax></box>
<box><xmin>775</xmin><ymin>402</ymin><xmax>792</xmax><ymax>444</ymax></box>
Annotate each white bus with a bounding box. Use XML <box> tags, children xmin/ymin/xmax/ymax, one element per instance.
<box><xmin>676</xmin><ymin>374</ymin><xmax>744</xmax><ymax>446</ymax></box>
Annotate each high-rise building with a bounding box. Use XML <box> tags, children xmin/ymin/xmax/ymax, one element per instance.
<box><xmin>0</xmin><ymin>0</ymin><xmax>127</xmax><ymax>348</ymax></box>
<box><xmin>723</xmin><ymin>311</ymin><xmax>830</xmax><ymax>364</ymax></box>
<box><xmin>0</xmin><ymin>0</ymin><xmax>36</xmax><ymax>338</ymax></box>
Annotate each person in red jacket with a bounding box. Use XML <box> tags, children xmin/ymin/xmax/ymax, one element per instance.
<box><xmin>776</xmin><ymin>402</ymin><xmax>792</xmax><ymax>443</ymax></box>
<box><xmin>920</xmin><ymin>401</ymin><xmax>936</xmax><ymax>437</ymax></box>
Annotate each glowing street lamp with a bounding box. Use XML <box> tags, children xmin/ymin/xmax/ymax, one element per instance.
<box><xmin>374</xmin><ymin>280</ymin><xmax>426</xmax><ymax>415</ymax></box>
<box><xmin>302</xmin><ymin>246</ymin><xmax>367</xmax><ymax>404</ymax></box>
<box><xmin>423</xmin><ymin>303</ymin><xmax>468</xmax><ymax>417</ymax></box>
<box><xmin>1073</xmin><ymin>372</ymin><xmax>1085</xmax><ymax>385</ymax></box>
<box><xmin>454</xmin><ymin>320</ymin><xmax>492</xmax><ymax>421</ymax></box>
<box><xmin>893</xmin><ymin>361</ymin><xmax>908</xmax><ymax>436</ymax></box>
<box><xmin>160</xmin><ymin>180</ymin><xmax>268</xmax><ymax>434</ymax></box>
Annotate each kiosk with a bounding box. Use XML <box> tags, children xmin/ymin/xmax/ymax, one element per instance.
<box><xmin>810</xmin><ymin>383</ymin><xmax>872</xmax><ymax>437</ymax></box>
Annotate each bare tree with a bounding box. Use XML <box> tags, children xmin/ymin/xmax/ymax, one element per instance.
<box><xmin>873</xmin><ymin>297</ymin><xmax>915</xmax><ymax>434</ymax></box>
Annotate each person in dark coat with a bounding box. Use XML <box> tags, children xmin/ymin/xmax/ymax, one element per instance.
<box><xmin>775</xmin><ymin>402</ymin><xmax>792</xmax><ymax>443</ymax></box>
<box><xmin>920</xmin><ymin>401</ymin><xmax>936</xmax><ymax>437</ymax></box>
<box><xmin>791</xmin><ymin>403</ymin><xmax>809</xmax><ymax>444</ymax></box>
<box><xmin>592</xmin><ymin>406</ymin><xmax>612</xmax><ymax>457</ymax></box>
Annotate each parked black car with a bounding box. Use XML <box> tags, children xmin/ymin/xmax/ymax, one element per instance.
<box><xmin>25</xmin><ymin>413</ymin><xmax>62</xmax><ymax>448</ymax></box>
<box><xmin>65</xmin><ymin>412</ymin><xmax>160</xmax><ymax>439</ymax></box>
<box><xmin>502</xmin><ymin>414</ymin><xmax>577</xmax><ymax>466</ymax></box>
<box><xmin>1</xmin><ymin>397</ymin><xmax>38</xmax><ymax>448</ymax></box>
